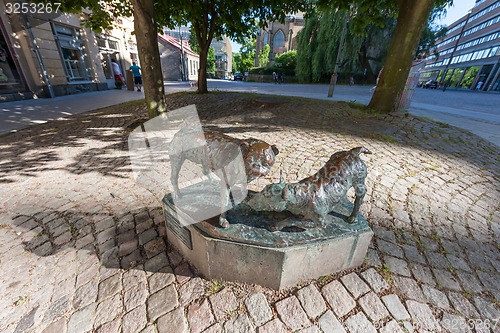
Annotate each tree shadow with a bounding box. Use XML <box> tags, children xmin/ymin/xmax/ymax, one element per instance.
<box><xmin>12</xmin><ymin>207</ymin><xmax>186</xmax><ymax>275</ymax></box>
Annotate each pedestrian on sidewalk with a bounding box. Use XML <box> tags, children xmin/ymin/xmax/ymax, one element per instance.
<box><xmin>129</xmin><ymin>62</ymin><xmax>142</xmax><ymax>92</ymax></box>
<box><xmin>273</xmin><ymin>71</ymin><xmax>278</xmax><ymax>84</ymax></box>
<box><xmin>111</xmin><ymin>59</ymin><xmax>124</xmax><ymax>89</ymax></box>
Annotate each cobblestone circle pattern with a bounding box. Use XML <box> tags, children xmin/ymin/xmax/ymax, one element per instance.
<box><xmin>0</xmin><ymin>93</ymin><xmax>499</xmax><ymax>332</ymax></box>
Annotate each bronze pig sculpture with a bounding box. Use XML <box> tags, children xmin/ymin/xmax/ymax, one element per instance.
<box><xmin>170</xmin><ymin>128</ymin><xmax>279</xmax><ymax>228</ymax></box>
<box><xmin>248</xmin><ymin>147</ymin><xmax>371</xmax><ymax>228</ymax></box>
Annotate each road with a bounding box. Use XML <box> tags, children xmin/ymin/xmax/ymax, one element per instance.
<box><xmin>176</xmin><ymin>80</ymin><xmax>500</xmax><ymax>146</ymax></box>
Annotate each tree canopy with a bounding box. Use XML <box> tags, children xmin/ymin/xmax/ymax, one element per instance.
<box><xmin>317</xmin><ymin>0</ymin><xmax>451</xmax><ymax>112</ymax></box>
<box><xmin>158</xmin><ymin>0</ymin><xmax>308</xmax><ymax>93</ymax></box>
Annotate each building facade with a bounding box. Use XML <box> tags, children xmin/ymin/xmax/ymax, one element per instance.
<box><xmin>0</xmin><ymin>1</ymin><xmax>139</xmax><ymax>101</ymax></box>
<box><xmin>421</xmin><ymin>0</ymin><xmax>500</xmax><ymax>92</ymax></box>
<box><xmin>211</xmin><ymin>37</ymin><xmax>232</xmax><ymax>78</ymax></box>
<box><xmin>254</xmin><ymin>13</ymin><xmax>305</xmax><ymax>66</ymax></box>
<box><xmin>158</xmin><ymin>34</ymin><xmax>199</xmax><ymax>81</ymax></box>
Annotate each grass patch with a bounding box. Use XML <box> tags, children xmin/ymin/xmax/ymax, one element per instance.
<box><xmin>206</xmin><ymin>279</ymin><xmax>226</xmax><ymax>296</ymax></box>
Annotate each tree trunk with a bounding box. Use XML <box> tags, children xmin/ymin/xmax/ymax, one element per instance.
<box><xmin>197</xmin><ymin>44</ymin><xmax>209</xmax><ymax>93</ymax></box>
<box><xmin>131</xmin><ymin>0</ymin><xmax>165</xmax><ymax>118</ymax></box>
<box><xmin>368</xmin><ymin>0</ymin><xmax>434</xmax><ymax>113</ymax></box>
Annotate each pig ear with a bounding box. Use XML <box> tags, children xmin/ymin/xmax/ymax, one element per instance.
<box><xmin>271</xmin><ymin>145</ymin><xmax>279</xmax><ymax>155</ymax></box>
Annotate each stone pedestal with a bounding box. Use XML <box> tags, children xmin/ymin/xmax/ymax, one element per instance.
<box><xmin>162</xmin><ymin>187</ymin><xmax>373</xmax><ymax>290</ymax></box>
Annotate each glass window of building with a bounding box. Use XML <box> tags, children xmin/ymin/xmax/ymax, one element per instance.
<box><xmin>0</xmin><ymin>26</ymin><xmax>25</xmax><ymax>93</ymax></box>
<box><xmin>52</xmin><ymin>23</ymin><xmax>91</xmax><ymax>81</ymax></box>
<box><xmin>274</xmin><ymin>30</ymin><xmax>285</xmax><ymax>48</ymax></box>
<box><xmin>262</xmin><ymin>32</ymin><xmax>269</xmax><ymax>47</ymax></box>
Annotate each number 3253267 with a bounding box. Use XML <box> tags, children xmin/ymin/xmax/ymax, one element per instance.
<box><xmin>5</xmin><ymin>2</ymin><xmax>61</xmax><ymax>14</ymax></box>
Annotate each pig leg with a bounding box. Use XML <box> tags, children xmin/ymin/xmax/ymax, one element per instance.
<box><xmin>347</xmin><ymin>183</ymin><xmax>366</xmax><ymax>223</ymax></box>
<box><xmin>170</xmin><ymin>156</ymin><xmax>185</xmax><ymax>199</ymax></box>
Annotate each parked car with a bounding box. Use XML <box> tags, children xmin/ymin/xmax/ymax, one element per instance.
<box><xmin>423</xmin><ymin>80</ymin><xmax>439</xmax><ymax>89</ymax></box>
<box><xmin>233</xmin><ymin>72</ymin><xmax>244</xmax><ymax>81</ymax></box>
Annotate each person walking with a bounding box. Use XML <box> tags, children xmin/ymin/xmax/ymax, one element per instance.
<box><xmin>111</xmin><ymin>59</ymin><xmax>124</xmax><ymax>89</ymax></box>
<box><xmin>129</xmin><ymin>62</ymin><xmax>142</xmax><ymax>92</ymax></box>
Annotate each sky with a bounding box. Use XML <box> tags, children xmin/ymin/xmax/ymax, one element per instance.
<box><xmin>437</xmin><ymin>0</ymin><xmax>477</xmax><ymax>26</ymax></box>
<box><xmin>229</xmin><ymin>1</ymin><xmax>477</xmax><ymax>54</ymax></box>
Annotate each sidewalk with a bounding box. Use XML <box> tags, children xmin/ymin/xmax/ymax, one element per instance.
<box><xmin>0</xmin><ymin>89</ymin><xmax>145</xmax><ymax>135</ymax></box>
<box><xmin>0</xmin><ymin>92</ymin><xmax>498</xmax><ymax>332</ymax></box>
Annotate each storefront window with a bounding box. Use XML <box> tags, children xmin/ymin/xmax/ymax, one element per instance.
<box><xmin>52</xmin><ymin>23</ymin><xmax>91</xmax><ymax>81</ymax></box>
<box><xmin>459</xmin><ymin>66</ymin><xmax>480</xmax><ymax>89</ymax></box>
<box><xmin>0</xmin><ymin>26</ymin><xmax>25</xmax><ymax>93</ymax></box>
<box><xmin>449</xmin><ymin>68</ymin><xmax>464</xmax><ymax>88</ymax></box>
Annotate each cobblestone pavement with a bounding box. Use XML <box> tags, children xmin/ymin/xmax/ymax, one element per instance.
<box><xmin>1</xmin><ymin>93</ymin><xmax>499</xmax><ymax>333</ymax></box>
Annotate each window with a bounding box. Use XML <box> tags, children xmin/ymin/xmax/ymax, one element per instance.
<box><xmin>274</xmin><ymin>30</ymin><xmax>285</xmax><ymax>48</ymax></box>
<box><xmin>262</xmin><ymin>32</ymin><xmax>269</xmax><ymax>47</ymax></box>
<box><xmin>52</xmin><ymin>23</ymin><xmax>90</xmax><ymax>81</ymax></box>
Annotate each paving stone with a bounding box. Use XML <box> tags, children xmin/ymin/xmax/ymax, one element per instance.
<box><xmin>377</xmin><ymin>239</ymin><xmax>404</xmax><ymax>258</ymax></box>
<box><xmin>148</xmin><ymin>266</ymin><xmax>175</xmax><ymax>294</ymax></box>
<box><xmin>448</xmin><ymin>292</ymin><xmax>480</xmax><ymax>318</ymax></box>
<box><xmin>365</xmin><ymin>248</ymin><xmax>382</xmax><ymax>266</ymax></box>
<box><xmin>360</xmin><ymin>268</ymin><xmax>389</xmax><ymax>293</ymax></box>
<box><xmin>358</xmin><ymin>292</ymin><xmax>389</xmax><ymax>322</ymax></box>
<box><xmin>44</xmin><ymin>296</ymin><xmax>72</xmax><ymax>322</ymax></box>
<box><xmin>187</xmin><ymin>299</ymin><xmax>214</xmax><ymax>333</ymax></box>
<box><xmin>224</xmin><ymin>313</ymin><xmax>254</xmax><ymax>333</ymax></box>
<box><xmin>41</xmin><ymin>318</ymin><xmax>67</xmax><ymax>333</ymax></box>
<box><xmin>402</xmin><ymin>321</ymin><xmax>414</xmax><ymax>333</ymax></box>
<box><xmin>379</xmin><ymin>320</ymin><xmax>404</xmax><ymax>333</ymax></box>
<box><xmin>94</xmin><ymin>293</ymin><xmax>122</xmax><ymax>327</ymax></box>
<box><xmin>381</xmin><ymin>294</ymin><xmax>410</xmax><ymax>321</ymax></box>
<box><xmin>178</xmin><ymin>277</ymin><xmax>205</xmax><ymax>306</ymax></box>
<box><xmin>144</xmin><ymin>252</ymin><xmax>169</xmax><ymax>272</ymax></box>
<box><xmin>425</xmin><ymin>251</ymin><xmax>451</xmax><ymax>269</ymax></box>
<box><xmin>124</xmin><ymin>282</ymin><xmax>148</xmax><ymax>312</ymax></box>
<box><xmin>67</xmin><ymin>303</ymin><xmax>96</xmax><ymax>333</ymax></box>
<box><xmin>244</xmin><ymin>293</ymin><xmax>273</xmax><ymax>327</ymax></box>
<box><xmin>340</xmin><ymin>273</ymin><xmax>370</xmax><ymax>299</ymax></box>
<box><xmin>138</xmin><ymin>228</ymin><xmax>157</xmax><ymax>246</ymax></box>
<box><xmin>317</xmin><ymin>310</ymin><xmax>345</xmax><ymax>333</ymax></box>
<box><xmin>296</xmin><ymin>284</ymin><xmax>327</xmax><ymax>319</ymax></box>
<box><xmin>403</xmin><ymin>245</ymin><xmax>426</xmax><ymax>265</ymax></box>
<box><xmin>95</xmin><ymin>319</ymin><xmax>121</xmax><ymax>333</ymax></box>
<box><xmin>440</xmin><ymin>312</ymin><xmax>472</xmax><ymax>333</ymax></box>
<box><xmin>147</xmin><ymin>285</ymin><xmax>179</xmax><ymax>322</ymax></box>
<box><xmin>473</xmin><ymin>296</ymin><xmax>499</xmax><ymax>320</ymax></box>
<box><xmin>446</xmin><ymin>254</ymin><xmax>472</xmax><ymax>272</ymax></box>
<box><xmin>476</xmin><ymin>270</ymin><xmax>499</xmax><ymax>292</ymax></box>
<box><xmin>13</xmin><ymin>306</ymin><xmax>38</xmax><ymax>333</ymax></box>
<box><xmin>157</xmin><ymin>307</ymin><xmax>188</xmax><ymax>333</ymax></box>
<box><xmin>174</xmin><ymin>262</ymin><xmax>193</xmax><ymax>285</ymax></box>
<box><xmin>322</xmin><ymin>280</ymin><xmax>356</xmax><ymax>318</ymax></box>
<box><xmin>209</xmin><ymin>288</ymin><xmax>239</xmax><ymax>321</ymax></box>
<box><xmin>257</xmin><ymin>318</ymin><xmax>288</xmax><ymax>333</ymax></box>
<box><xmin>393</xmin><ymin>276</ymin><xmax>425</xmax><ymax>302</ymax></box>
<box><xmin>167</xmin><ymin>250</ymin><xmax>183</xmax><ymax>267</ymax></box>
<box><xmin>122</xmin><ymin>305</ymin><xmax>147</xmax><ymax>333</ymax></box>
<box><xmin>422</xmin><ymin>284</ymin><xmax>450</xmax><ymax>308</ymax></box>
<box><xmin>385</xmin><ymin>255</ymin><xmax>411</xmax><ymax>276</ymax></box>
<box><xmin>98</xmin><ymin>273</ymin><xmax>122</xmax><ymax>300</ymax></box>
<box><xmin>143</xmin><ymin>238</ymin><xmax>166</xmax><ymax>259</ymax></box>
<box><xmin>275</xmin><ymin>296</ymin><xmax>310</xmax><ymax>331</ymax></box>
<box><xmin>410</xmin><ymin>263</ymin><xmax>436</xmax><ymax>286</ymax></box>
<box><xmin>296</xmin><ymin>325</ymin><xmax>322</xmax><ymax>333</ymax></box>
<box><xmin>119</xmin><ymin>239</ymin><xmax>138</xmax><ymax>257</ymax></box>
<box><xmin>406</xmin><ymin>300</ymin><xmax>441</xmax><ymax>332</ymax></box>
<box><xmin>344</xmin><ymin>312</ymin><xmax>376</xmax><ymax>333</ymax></box>
<box><xmin>203</xmin><ymin>323</ymin><xmax>223</xmax><ymax>333</ymax></box>
<box><xmin>457</xmin><ymin>272</ymin><xmax>483</xmax><ymax>294</ymax></box>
